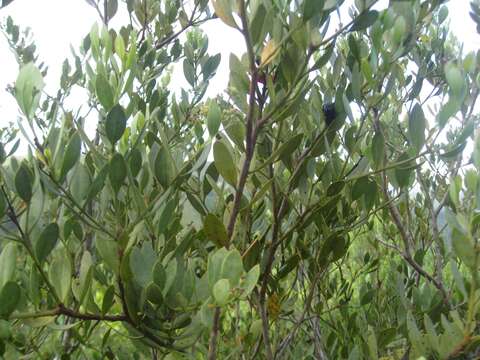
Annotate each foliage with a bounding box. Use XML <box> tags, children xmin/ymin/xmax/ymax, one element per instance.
<box><xmin>0</xmin><ymin>0</ymin><xmax>479</xmax><ymax>359</ymax></box>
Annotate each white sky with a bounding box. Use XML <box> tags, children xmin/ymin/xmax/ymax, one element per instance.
<box><xmin>0</xmin><ymin>0</ymin><xmax>478</xmax><ymax>132</ymax></box>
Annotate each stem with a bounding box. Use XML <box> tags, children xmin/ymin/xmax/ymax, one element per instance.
<box><xmin>0</xmin><ymin>186</ymin><xmax>62</xmax><ymax>303</ymax></box>
<box><xmin>207</xmin><ymin>1</ymin><xmax>261</xmax><ymax>358</ymax></box>
<box><xmin>10</xmin><ymin>306</ymin><xmax>127</xmax><ymax>322</ymax></box>
<box><xmin>207</xmin><ymin>307</ymin><xmax>221</xmax><ymax>360</ymax></box>
<box><xmin>258</xmin><ymin>295</ymin><xmax>274</xmax><ymax>360</ymax></box>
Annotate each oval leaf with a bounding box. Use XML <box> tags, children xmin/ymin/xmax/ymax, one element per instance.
<box><xmin>0</xmin><ymin>243</ymin><xmax>17</xmax><ymax>290</ymax></box>
<box><xmin>109</xmin><ymin>153</ymin><xmax>127</xmax><ymax>193</ymax></box>
<box><xmin>105</xmin><ymin>105</ymin><xmax>127</xmax><ymax>146</ymax></box>
<box><xmin>260</xmin><ymin>39</ymin><xmax>280</xmax><ymax>67</ymax></box>
<box><xmin>35</xmin><ymin>223</ymin><xmax>59</xmax><ymax>263</ymax></box>
<box><xmin>351</xmin><ymin>10</ymin><xmax>379</xmax><ymax>31</ymax></box>
<box><xmin>0</xmin><ymin>281</ymin><xmax>20</xmax><ymax>317</ymax></box>
<box><xmin>204</xmin><ymin>214</ymin><xmax>228</xmax><ymax>248</ymax></box>
<box><xmin>154</xmin><ymin>145</ymin><xmax>172</xmax><ymax>187</ymax></box>
<box><xmin>15</xmin><ymin>164</ymin><xmax>33</xmax><ymax>202</ymax></box>
<box><xmin>213</xmin><ymin>278</ymin><xmax>230</xmax><ymax>305</ymax></box>
<box><xmin>49</xmin><ymin>255</ymin><xmax>72</xmax><ymax>303</ymax></box>
<box><xmin>221</xmin><ymin>249</ymin><xmax>243</xmax><ymax>287</ymax></box>
<box><xmin>213</xmin><ymin>141</ymin><xmax>237</xmax><ymax>187</ymax></box>
<box><xmin>96</xmin><ymin>74</ymin><xmax>114</xmax><ymax>110</ymax></box>
<box><xmin>60</xmin><ymin>132</ymin><xmax>82</xmax><ymax>180</ymax></box>
<box><xmin>207</xmin><ymin>100</ymin><xmax>222</xmax><ymax>137</ymax></box>
<box><xmin>15</xmin><ymin>63</ymin><xmax>45</xmax><ymax>119</ymax></box>
<box><xmin>408</xmin><ymin>104</ymin><xmax>426</xmax><ymax>152</ymax></box>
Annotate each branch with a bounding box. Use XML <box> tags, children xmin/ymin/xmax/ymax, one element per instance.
<box><xmin>10</xmin><ymin>305</ymin><xmax>127</xmax><ymax>322</ymax></box>
<box><xmin>208</xmin><ymin>1</ymin><xmax>261</xmax><ymax>358</ymax></box>
<box><xmin>381</xmin><ymin>168</ymin><xmax>451</xmax><ymax>307</ymax></box>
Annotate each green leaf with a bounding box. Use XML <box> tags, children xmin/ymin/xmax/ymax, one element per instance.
<box><xmin>203</xmin><ymin>54</ymin><xmax>221</xmax><ymax>79</ymax></box>
<box><xmin>331</xmin><ymin>236</ymin><xmax>348</xmax><ymax>262</ymax></box>
<box><xmin>129</xmin><ymin>148</ymin><xmax>143</xmax><ymax>177</ymax></box>
<box><xmin>163</xmin><ymin>258</ymin><xmax>178</xmax><ymax>296</ymax></box>
<box><xmin>15</xmin><ymin>164</ymin><xmax>32</xmax><ymax>202</ymax></box>
<box><xmin>451</xmin><ymin>229</ymin><xmax>476</xmax><ymax>268</ymax></box>
<box><xmin>213</xmin><ymin>140</ymin><xmax>237</xmax><ymax>187</ymax></box>
<box><xmin>105</xmin><ymin>105</ymin><xmax>127</xmax><ymax>146</ymax></box>
<box><xmin>15</xmin><ymin>62</ymin><xmax>45</xmax><ymax>119</ymax></box>
<box><xmin>207</xmin><ymin>100</ymin><xmax>222</xmax><ymax>137</ymax></box>
<box><xmin>0</xmin><ymin>319</ymin><xmax>11</xmax><ymax>339</ymax></box>
<box><xmin>204</xmin><ymin>214</ymin><xmax>228</xmax><ymax>248</ymax></box>
<box><xmin>213</xmin><ymin>278</ymin><xmax>230</xmax><ymax>305</ymax></box>
<box><xmin>424</xmin><ymin>315</ymin><xmax>440</xmax><ymax>351</ymax></box>
<box><xmin>303</xmin><ymin>0</ymin><xmax>324</xmax><ymax>21</ymax></box>
<box><xmin>71</xmin><ymin>164</ymin><xmax>90</xmax><ymax>203</ymax></box>
<box><xmin>114</xmin><ymin>32</ymin><xmax>125</xmax><ymax>59</ymax></box>
<box><xmin>327</xmin><ymin>181</ymin><xmax>345</xmax><ymax>197</ymax></box>
<box><xmin>207</xmin><ymin>248</ymin><xmax>228</xmax><ymax>290</ymax></box>
<box><xmin>78</xmin><ymin>251</ymin><xmax>93</xmax><ymax>306</ymax></box>
<box><xmin>96</xmin><ymin>238</ymin><xmax>120</xmax><ymax>274</ymax></box>
<box><xmin>0</xmin><ymin>243</ymin><xmax>16</xmax><ymax>290</ymax></box>
<box><xmin>109</xmin><ymin>153</ymin><xmax>127</xmax><ymax>193</ymax></box>
<box><xmin>445</xmin><ymin>64</ymin><xmax>465</xmax><ymax>96</ymax></box>
<box><xmin>0</xmin><ymin>191</ymin><xmax>5</xmax><ymax>219</ymax></box>
<box><xmin>372</xmin><ymin>130</ymin><xmax>385</xmax><ymax>169</ymax></box>
<box><xmin>350</xmin><ymin>10</ymin><xmax>379</xmax><ymax>31</ymax></box>
<box><xmin>95</xmin><ymin>74</ymin><xmax>114</xmax><ymax>110</ymax></box>
<box><xmin>277</xmin><ymin>255</ymin><xmax>300</xmax><ymax>279</ymax></box>
<box><xmin>35</xmin><ymin>223</ymin><xmax>59</xmax><ymax>263</ymax></box>
<box><xmin>224</xmin><ymin>118</ymin><xmax>245</xmax><ymax>150</ymax></box>
<box><xmin>86</xmin><ymin>165</ymin><xmax>108</xmax><ymax>203</ymax></box>
<box><xmin>366</xmin><ymin>326</ymin><xmax>378</xmax><ymax>360</ymax></box>
<box><xmin>211</xmin><ymin>0</ymin><xmax>237</xmax><ymax>28</ymax></box>
<box><xmin>0</xmin><ymin>282</ymin><xmax>20</xmax><ymax>318</ymax></box>
<box><xmin>158</xmin><ymin>198</ymin><xmax>177</xmax><ymax>234</ymax></box>
<box><xmin>49</xmin><ymin>254</ymin><xmax>72</xmax><ymax>302</ymax></box>
<box><xmin>394</xmin><ymin>153</ymin><xmax>412</xmax><ymax>188</ymax></box>
<box><xmin>313</xmin><ymin>43</ymin><xmax>334</xmax><ymax>70</ymax></box>
<box><xmin>129</xmin><ymin>242</ymin><xmax>156</xmax><ymax>287</ymax></box>
<box><xmin>184</xmin><ymin>59</ymin><xmax>196</xmax><ymax>86</ymax></box>
<box><xmin>352</xmin><ymin>177</ymin><xmax>369</xmax><ymax>200</ymax></box>
<box><xmin>406</xmin><ymin>311</ymin><xmax>426</xmax><ymax>357</ymax></box>
<box><xmin>241</xmin><ymin>264</ymin><xmax>259</xmax><ymax>297</ymax></box>
<box><xmin>221</xmin><ymin>249</ymin><xmax>243</xmax><ymax>287</ymax></box>
<box><xmin>101</xmin><ymin>285</ymin><xmax>115</xmax><ymax>315</ymax></box>
<box><xmin>250</xmin><ymin>4</ymin><xmax>266</xmax><ymax>45</ymax></box>
<box><xmin>60</xmin><ymin>132</ymin><xmax>82</xmax><ymax>180</ymax></box>
<box><xmin>273</xmin><ymin>134</ymin><xmax>303</xmax><ymax>162</ymax></box>
<box><xmin>154</xmin><ymin>145</ymin><xmax>172</xmax><ymax>188</ymax></box>
<box><xmin>106</xmin><ymin>0</ymin><xmax>118</xmax><ymax>21</ymax></box>
<box><xmin>437</xmin><ymin>99</ymin><xmax>460</xmax><ymax>128</ymax></box>
<box><xmin>152</xmin><ymin>260</ymin><xmax>166</xmax><ymax>289</ymax></box>
<box><xmin>408</xmin><ymin>104</ymin><xmax>426</xmax><ymax>152</ymax></box>
<box><xmin>0</xmin><ymin>143</ymin><xmax>5</xmax><ymax>164</ymax></box>
<box><xmin>145</xmin><ymin>282</ymin><xmax>163</xmax><ymax>304</ymax></box>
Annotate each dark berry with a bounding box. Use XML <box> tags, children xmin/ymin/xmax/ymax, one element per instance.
<box><xmin>322</xmin><ymin>103</ymin><xmax>337</xmax><ymax>126</ymax></box>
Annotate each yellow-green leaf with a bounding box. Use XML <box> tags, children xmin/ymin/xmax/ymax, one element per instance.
<box><xmin>213</xmin><ymin>140</ymin><xmax>238</xmax><ymax>187</ymax></box>
<box><xmin>260</xmin><ymin>39</ymin><xmax>280</xmax><ymax>67</ymax></box>
<box><xmin>15</xmin><ymin>62</ymin><xmax>45</xmax><ymax>119</ymax></box>
<box><xmin>211</xmin><ymin>0</ymin><xmax>237</xmax><ymax>28</ymax></box>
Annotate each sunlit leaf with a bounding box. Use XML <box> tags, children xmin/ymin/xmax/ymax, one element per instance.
<box><xmin>213</xmin><ymin>140</ymin><xmax>237</xmax><ymax>187</ymax></box>
<box><xmin>14</xmin><ymin>63</ymin><xmax>44</xmax><ymax>119</ymax></box>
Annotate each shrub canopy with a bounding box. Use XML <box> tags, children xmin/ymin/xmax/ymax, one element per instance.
<box><xmin>0</xmin><ymin>0</ymin><xmax>479</xmax><ymax>359</ymax></box>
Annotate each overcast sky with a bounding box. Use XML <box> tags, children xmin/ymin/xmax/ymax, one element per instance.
<box><xmin>0</xmin><ymin>0</ymin><xmax>478</xmax><ymax>130</ymax></box>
